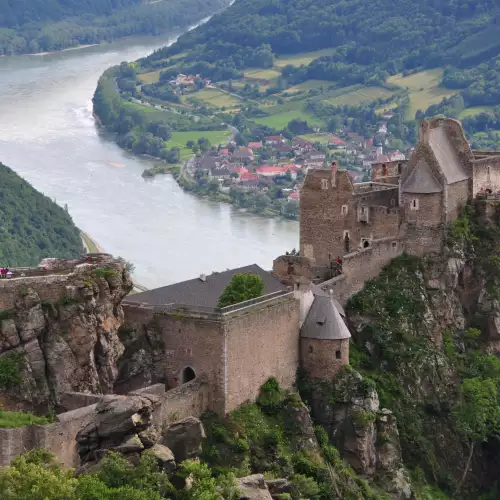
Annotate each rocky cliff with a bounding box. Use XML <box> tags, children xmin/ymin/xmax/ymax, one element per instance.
<box><xmin>300</xmin><ymin>202</ymin><xmax>500</xmax><ymax>499</ymax></box>
<box><xmin>0</xmin><ymin>256</ymin><xmax>132</xmax><ymax>412</ymax></box>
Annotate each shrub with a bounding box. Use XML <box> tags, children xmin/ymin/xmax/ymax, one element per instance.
<box><xmin>92</xmin><ymin>267</ymin><xmax>118</xmax><ymax>279</ymax></box>
<box><xmin>257</xmin><ymin>377</ymin><xmax>284</xmax><ymax>414</ymax></box>
<box><xmin>290</xmin><ymin>474</ymin><xmax>321</xmax><ymax>500</ymax></box>
<box><xmin>0</xmin><ymin>351</ymin><xmax>25</xmax><ymax>390</ymax></box>
<box><xmin>0</xmin><ymin>309</ymin><xmax>12</xmax><ymax>321</ymax></box>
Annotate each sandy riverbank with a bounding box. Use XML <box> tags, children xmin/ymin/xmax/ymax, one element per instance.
<box><xmin>27</xmin><ymin>44</ymin><xmax>98</xmax><ymax>57</ymax></box>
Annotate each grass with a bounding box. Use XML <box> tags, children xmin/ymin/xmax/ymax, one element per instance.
<box><xmin>255</xmin><ymin>107</ymin><xmax>324</xmax><ymax>129</ymax></box>
<box><xmin>243</xmin><ymin>68</ymin><xmax>281</xmax><ymax>81</ymax></box>
<box><xmin>166</xmin><ymin>130</ymin><xmax>232</xmax><ymax>156</ymax></box>
<box><xmin>138</xmin><ymin>70</ymin><xmax>162</xmax><ymax>84</ymax></box>
<box><xmin>182</xmin><ymin>88</ymin><xmax>241</xmax><ymax>107</ymax></box>
<box><xmin>284</xmin><ymin>80</ymin><xmax>333</xmax><ymax>94</ymax></box>
<box><xmin>387</xmin><ymin>69</ymin><xmax>456</xmax><ymax>119</ymax></box>
<box><xmin>324</xmin><ymin>86</ymin><xmax>394</xmax><ymax>106</ymax></box>
<box><xmin>459</xmin><ymin>106</ymin><xmax>492</xmax><ymax>118</ymax></box>
<box><xmin>0</xmin><ymin>410</ymin><xmax>51</xmax><ymax>428</ymax></box>
<box><xmin>274</xmin><ymin>48</ymin><xmax>337</xmax><ymax>68</ymax></box>
<box><xmin>298</xmin><ymin>133</ymin><xmax>334</xmax><ymax>145</ymax></box>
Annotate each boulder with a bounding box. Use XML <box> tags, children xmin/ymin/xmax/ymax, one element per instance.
<box><xmin>237</xmin><ymin>474</ymin><xmax>273</xmax><ymax>500</ymax></box>
<box><xmin>265</xmin><ymin>478</ymin><xmax>292</xmax><ymax>498</ymax></box>
<box><xmin>139</xmin><ymin>425</ymin><xmax>161</xmax><ymax>448</ymax></box>
<box><xmin>113</xmin><ymin>434</ymin><xmax>144</xmax><ymax>454</ymax></box>
<box><xmin>76</xmin><ymin>394</ymin><xmax>160</xmax><ymax>461</ymax></box>
<box><xmin>149</xmin><ymin>444</ymin><xmax>176</xmax><ymax>474</ymax></box>
<box><xmin>162</xmin><ymin>417</ymin><xmax>205</xmax><ymax>462</ymax></box>
<box><xmin>284</xmin><ymin>394</ymin><xmax>318</xmax><ymax>450</ymax></box>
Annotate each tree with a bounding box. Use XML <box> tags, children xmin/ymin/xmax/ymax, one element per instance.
<box><xmin>217</xmin><ymin>273</ymin><xmax>265</xmax><ymax>307</ymax></box>
<box><xmin>453</xmin><ymin>378</ymin><xmax>500</xmax><ymax>493</ymax></box>
<box><xmin>0</xmin><ymin>449</ymin><xmax>76</xmax><ymax>500</ymax></box>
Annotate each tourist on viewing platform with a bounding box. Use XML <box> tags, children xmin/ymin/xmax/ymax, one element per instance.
<box><xmin>6</xmin><ymin>270</ymin><xmax>12</xmax><ymax>279</ymax></box>
<box><xmin>0</xmin><ymin>267</ymin><xmax>6</xmax><ymax>278</ymax></box>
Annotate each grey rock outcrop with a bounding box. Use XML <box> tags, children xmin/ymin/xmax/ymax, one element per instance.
<box><xmin>0</xmin><ymin>258</ymin><xmax>132</xmax><ymax>410</ymax></box>
<box><xmin>265</xmin><ymin>478</ymin><xmax>292</xmax><ymax>499</ymax></box>
<box><xmin>76</xmin><ymin>394</ymin><xmax>160</xmax><ymax>462</ymax></box>
<box><xmin>149</xmin><ymin>444</ymin><xmax>176</xmax><ymax>474</ymax></box>
<box><xmin>237</xmin><ymin>474</ymin><xmax>273</xmax><ymax>500</ymax></box>
<box><xmin>162</xmin><ymin>416</ymin><xmax>206</xmax><ymax>462</ymax></box>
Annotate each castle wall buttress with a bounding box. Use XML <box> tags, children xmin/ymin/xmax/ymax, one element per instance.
<box><xmin>446</xmin><ymin>179</ymin><xmax>469</xmax><ymax>222</ymax></box>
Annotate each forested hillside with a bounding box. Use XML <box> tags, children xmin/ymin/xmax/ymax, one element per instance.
<box><xmin>0</xmin><ymin>162</ymin><xmax>83</xmax><ymax>266</ymax></box>
<box><xmin>0</xmin><ymin>0</ymin><xmax>229</xmax><ymax>55</ymax></box>
<box><xmin>156</xmin><ymin>0</ymin><xmax>499</xmax><ymax>104</ymax></box>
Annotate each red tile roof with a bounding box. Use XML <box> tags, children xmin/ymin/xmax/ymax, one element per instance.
<box><xmin>248</xmin><ymin>142</ymin><xmax>263</xmax><ymax>150</ymax></box>
<box><xmin>288</xmin><ymin>191</ymin><xmax>300</xmax><ymax>200</ymax></box>
<box><xmin>282</xmin><ymin>164</ymin><xmax>301</xmax><ymax>172</ymax></box>
<box><xmin>240</xmin><ymin>172</ymin><xmax>259</xmax><ymax>181</ymax></box>
<box><xmin>231</xmin><ymin>166</ymin><xmax>248</xmax><ymax>174</ymax></box>
<box><xmin>256</xmin><ymin>165</ymin><xmax>286</xmax><ymax>174</ymax></box>
<box><xmin>329</xmin><ymin>136</ymin><xmax>345</xmax><ymax>146</ymax></box>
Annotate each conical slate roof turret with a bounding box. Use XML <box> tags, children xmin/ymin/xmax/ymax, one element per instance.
<box><xmin>300</xmin><ymin>293</ymin><xmax>351</xmax><ymax>340</ymax></box>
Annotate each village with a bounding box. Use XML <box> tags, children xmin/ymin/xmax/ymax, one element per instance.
<box><xmin>186</xmin><ymin>125</ymin><xmax>407</xmax><ymax>216</ymax></box>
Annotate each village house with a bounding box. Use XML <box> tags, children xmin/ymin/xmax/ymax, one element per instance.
<box><xmin>248</xmin><ymin>141</ymin><xmax>263</xmax><ymax>150</ymax></box>
<box><xmin>329</xmin><ymin>136</ymin><xmax>346</xmax><ymax>149</ymax></box>
<box><xmin>265</xmin><ymin>135</ymin><xmax>286</xmax><ymax>145</ymax></box>
<box><xmin>256</xmin><ymin>165</ymin><xmax>286</xmax><ymax>177</ymax></box>
<box><xmin>209</xmin><ymin>166</ymin><xmax>232</xmax><ymax>181</ymax></box>
<box><xmin>231</xmin><ymin>146</ymin><xmax>254</xmax><ymax>163</ymax></box>
<box><xmin>292</xmin><ymin>137</ymin><xmax>315</xmax><ymax>154</ymax></box>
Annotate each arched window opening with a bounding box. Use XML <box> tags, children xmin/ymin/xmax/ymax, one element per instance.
<box><xmin>181</xmin><ymin>366</ymin><xmax>196</xmax><ymax>384</ymax></box>
<box><xmin>362</xmin><ymin>239</ymin><xmax>370</xmax><ymax>249</ymax></box>
<box><xmin>308</xmin><ymin>345</ymin><xmax>314</xmax><ymax>354</ymax></box>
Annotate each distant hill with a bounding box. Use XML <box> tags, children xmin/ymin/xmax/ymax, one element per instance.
<box><xmin>0</xmin><ymin>162</ymin><xmax>83</xmax><ymax>266</ymax></box>
<box><xmin>0</xmin><ymin>0</ymin><xmax>229</xmax><ymax>55</ymax></box>
<box><xmin>150</xmin><ymin>0</ymin><xmax>500</xmax><ymax>113</ymax></box>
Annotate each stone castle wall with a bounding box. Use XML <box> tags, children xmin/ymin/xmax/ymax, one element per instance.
<box><xmin>152</xmin><ymin>313</ymin><xmax>226</xmax><ymax>414</ymax></box>
<box><xmin>319</xmin><ymin>238</ymin><xmax>404</xmax><ymax>304</ymax></box>
<box><xmin>472</xmin><ymin>156</ymin><xmax>500</xmax><ymax>196</ymax></box>
<box><xmin>224</xmin><ymin>296</ymin><xmax>299</xmax><ymax>412</ymax></box>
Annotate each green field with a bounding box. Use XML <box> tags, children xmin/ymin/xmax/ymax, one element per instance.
<box><xmin>298</xmin><ymin>133</ymin><xmax>333</xmax><ymax>145</ymax></box>
<box><xmin>243</xmin><ymin>68</ymin><xmax>281</xmax><ymax>81</ymax></box>
<box><xmin>138</xmin><ymin>70</ymin><xmax>162</xmax><ymax>84</ymax></box>
<box><xmin>285</xmin><ymin>80</ymin><xmax>333</xmax><ymax>94</ymax></box>
<box><xmin>167</xmin><ymin>130</ymin><xmax>232</xmax><ymax>156</ymax></box>
<box><xmin>182</xmin><ymin>88</ymin><xmax>241</xmax><ymax>107</ymax></box>
<box><xmin>459</xmin><ymin>106</ymin><xmax>492</xmax><ymax>118</ymax></box>
<box><xmin>387</xmin><ymin>69</ymin><xmax>456</xmax><ymax>118</ymax></box>
<box><xmin>255</xmin><ymin>107</ymin><xmax>324</xmax><ymax>129</ymax></box>
<box><xmin>274</xmin><ymin>48</ymin><xmax>337</xmax><ymax>68</ymax></box>
<box><xmin>324</xmin><ymin>86</ymin><xmax>394</xmax><ymax>106</ymax></box>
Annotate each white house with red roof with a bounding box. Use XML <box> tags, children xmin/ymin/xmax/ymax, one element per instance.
<box><xmin>248</xmin><ymin>141</ymin><xmax>263</xmax><ymax>150</ymax></box>
<box><xmin>329</xmin><ymin>136</ymin><xmax>346</xmax><ymax>149</ymax></box>
<box><xmin>265</xmin><ymin>135</ymin><xmax>285</xmax><ymax>145</ymax></box>
<box><xmin>256</xmin><ymin>165</ymin><xmax>286</xmax><ymax>177</ymax></box>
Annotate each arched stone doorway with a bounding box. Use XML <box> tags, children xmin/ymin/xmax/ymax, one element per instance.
<box><xmin>181</xmin><ymin>366</ymin><xmax>196</xmax><ymax>384</ymax></box>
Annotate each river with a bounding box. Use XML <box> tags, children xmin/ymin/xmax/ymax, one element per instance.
<box><xmin>0</xmin><ymin>30</ymin><xmax>298</xmax><ymax>289</ymax></box>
